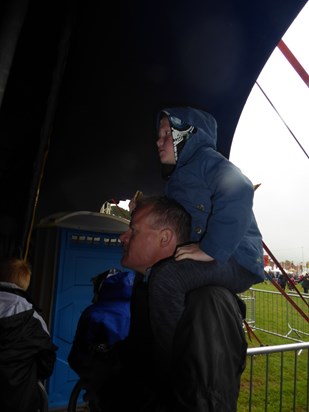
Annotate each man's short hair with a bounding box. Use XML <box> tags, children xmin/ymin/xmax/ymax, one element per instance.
<box><xmin>134</xmin><ymin>195</ymin><xmax>191</xmax><ymax>245</ymax></box>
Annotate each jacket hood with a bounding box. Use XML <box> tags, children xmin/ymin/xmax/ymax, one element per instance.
<box><xmin>158</xmin><ymin>107</ymin><xmax>218</xmax><ymax>162</ymax></box>
<box><xmin>97</xmin><ymin>270</ymin><xmax>135</xmax><ymax>301</ymax></box>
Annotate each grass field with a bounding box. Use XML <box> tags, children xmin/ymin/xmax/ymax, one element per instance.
<box><xmin>237</xmin><ymin>281</ymin><xmax>309</xmax><ymax>411</ymax></box>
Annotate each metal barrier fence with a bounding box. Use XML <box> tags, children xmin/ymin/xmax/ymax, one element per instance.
<box><xmin>238</xmin><ymin>342</ymin><xmax>309</xmax><ymax>412</ymax></box>
<box><xmin>240</xmin><ymin>288</ymin><xmax>309</xmax><ymax>342</ymax></box>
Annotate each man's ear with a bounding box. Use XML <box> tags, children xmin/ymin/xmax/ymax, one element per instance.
<box><xmin>160</xmin><ymin>228</ymin><xmax>174</xmax><ymax>248</ymax></box>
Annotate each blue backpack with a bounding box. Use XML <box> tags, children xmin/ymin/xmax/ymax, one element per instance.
<box><xmin>68</xmin><ymin>268</ymin><xmax>135</xmax><ymax>374</ymax></box>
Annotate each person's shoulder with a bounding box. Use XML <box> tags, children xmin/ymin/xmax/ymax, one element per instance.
<box><xmin>150</xmin><ymin>257</ymin><xmax>176</xmax><ymax>274</ymax></box>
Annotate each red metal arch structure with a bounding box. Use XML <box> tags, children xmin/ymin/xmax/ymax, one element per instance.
<box><xmin>278</xmin><ymin>39</ymin><xmax>309</xmax><ymax>87</ymax></box>
<box><xmin>0</xmin><ymin>0</ymin><xmax>307</xmax><ymax>258</ymax></box>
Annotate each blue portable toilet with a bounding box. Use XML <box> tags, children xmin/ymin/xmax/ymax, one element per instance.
<box><xmin>31</xmin><ymin>211</ymin><xmax>130</xmax><ymax>409</ymax></box>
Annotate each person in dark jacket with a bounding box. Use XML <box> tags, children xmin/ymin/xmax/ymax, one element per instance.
<box><xmin>104</xmin><ymin>195</ymin><xmax>247</xmax><ymax>411</ymax></box>
<box><xmin>68</xmin><ymin>268</ymin><xmax>135</xmax><ymax>411</ymax></box>
<box><xmin>278</xmin><ymin>273</ymin><xmax>287</xmax><ymax>290</ymax></box>
<box><xmin>0</xmin><ymin>257</ymin><xmax>57</xmax><ymax>412</ymax></box>
<box><xmin>301</xmin><ymin>273</ymin><xmax>309</xmax><ymax>293</ymax></box>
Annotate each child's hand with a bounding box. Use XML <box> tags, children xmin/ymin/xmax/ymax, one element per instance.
<box><xmin>174</xmin><ymin>243</ymin><xmax>214</xmax><ymax>262</ymax></box>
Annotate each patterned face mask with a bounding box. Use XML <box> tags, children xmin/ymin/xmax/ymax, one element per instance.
<box><xmin>171</xmin><ymin>124</ymin><xmax>196</xmax><ymax>161</ymax></box>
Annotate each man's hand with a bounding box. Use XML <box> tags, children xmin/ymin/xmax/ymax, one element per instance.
<box><xmin>174</xmin><ymin>243</ymin><xmax>214</xmax><ymax>262</ymax></box>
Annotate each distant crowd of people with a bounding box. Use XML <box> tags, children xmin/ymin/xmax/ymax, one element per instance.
<box><xmin>266</xmin><ymin>269</ymin><xmax>309</xmax><ymax>293</ymax></box>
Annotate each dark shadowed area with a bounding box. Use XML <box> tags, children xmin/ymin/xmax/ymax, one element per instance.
<box><xmin>0</xmin><ymin>0</ymin><xmax>307</xmax><ymax>257</ymax></box>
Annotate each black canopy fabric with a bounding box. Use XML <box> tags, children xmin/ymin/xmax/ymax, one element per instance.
<box><xmin>0</xmin><ymin>0</ymin><xmax>307</xmax><ymax>257</ymax></box>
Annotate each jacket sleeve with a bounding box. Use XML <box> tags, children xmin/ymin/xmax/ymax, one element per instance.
<box><xmin>31</xmin><ymin>311</ymin><xmax>58</xmax><ymax>380</ymax></box>
<box><xmin>200</xmin><ymin>159</ymin><xmax>255</xmax><ymax>263</ymax></box>
<box><xmin>36</xmin><ymin>344</ymin><xmax>57</xmax><ymax>380</ymax></box>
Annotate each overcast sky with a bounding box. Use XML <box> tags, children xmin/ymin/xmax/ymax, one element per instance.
<box><xmin>230</xmin><ymin>2</ymin><xmax>309</xmax><ymax>265</ymax></box>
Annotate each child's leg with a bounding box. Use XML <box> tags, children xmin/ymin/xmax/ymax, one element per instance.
<box><xmin>149</xmin><ymin>257</ymin><xmax>256</xmax><ymax>359</ymax></box>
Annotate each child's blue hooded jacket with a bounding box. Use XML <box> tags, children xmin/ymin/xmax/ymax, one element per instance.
<box><xmin>159</xmin><ymin>106</ymin><xmax>264</xmax><ymax>280</ymax></box>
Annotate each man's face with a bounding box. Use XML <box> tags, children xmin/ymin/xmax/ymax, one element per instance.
<box><xmin>119</xmin><ymin>205</ymin><xmax>168</xmax><ymax>274</ymax></box>
<box><xmin>156</xmin><ymin>115</ymin><xmax>176</xmax><ymax>165</ymax></box>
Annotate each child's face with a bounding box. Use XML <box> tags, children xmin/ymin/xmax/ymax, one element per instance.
<box><xmin>156</xmin><ymin>115</ymin><xmax>176</xmax><ymax>165</ymax></box>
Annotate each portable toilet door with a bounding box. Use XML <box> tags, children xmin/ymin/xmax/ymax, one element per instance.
<box><xmin>31</xmin><ymin>211</ymin><xmax>130</xmax><ymax>409</ymax></box>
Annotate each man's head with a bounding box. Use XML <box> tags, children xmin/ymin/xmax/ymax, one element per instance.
<box><xmin>119</xmin><ymin>196</ymin><xmax>191</xmax><ymax>274</ymax></box>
